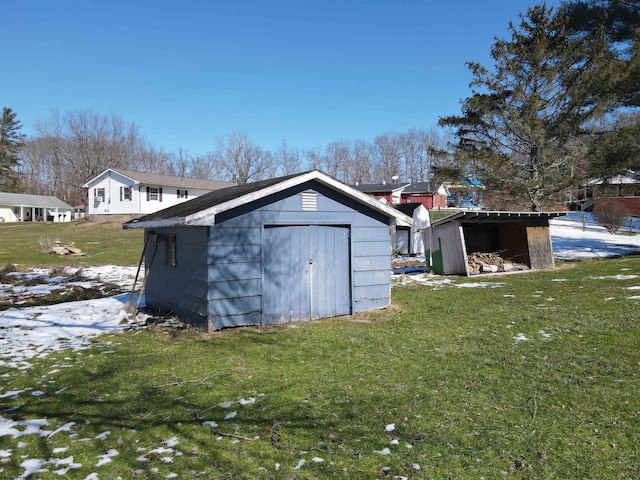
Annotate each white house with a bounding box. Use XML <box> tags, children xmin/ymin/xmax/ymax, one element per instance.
<box><xmin>83</xmin><ymin>168</ymin><xmax>235</xmax><ymax>217</ymax></box>
<box><xmin>0</xmin><ymin>192</ymin><xmax>74</xmax><ymax>222</ymax></box>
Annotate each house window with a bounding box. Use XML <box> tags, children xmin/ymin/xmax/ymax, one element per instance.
<box><xmin>166</xmin><ymin>235</ymin><xmax>177</xmax><ymax>267</ymax></box>
<box><xmin>94</xmin><ymin>188</ymin><xmax>105</xmax><ymax>202</ymax></box>
<box><xmin>120</xmin><ymin>186</ymin><xmax>132</xmax><ymax>201</ymax></box>
<box><xmin>146</xmin><ymin>187</ymin><xmax>163</xmax><ymax>201</ymax></box>
<box><xmin>120</xmin><ymin>187</ymin><xmax>131</xmax><ymax>202</ymax></box>
<box><xmin>177</xmin><ymin>189</ymin><xmax>188</xmax><ymax>199</ymax></box>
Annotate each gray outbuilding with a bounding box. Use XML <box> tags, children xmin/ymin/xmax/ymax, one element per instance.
<box><xmin>124</xmin><ymin>171</ymin><xmax>412</xmax><ymax>330</ymax></box>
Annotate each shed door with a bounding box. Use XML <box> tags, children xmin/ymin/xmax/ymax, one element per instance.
<box><xmin>263</xmin><ymin>225</ymin><xmax>351</xmax><ymax>325</ymax></box>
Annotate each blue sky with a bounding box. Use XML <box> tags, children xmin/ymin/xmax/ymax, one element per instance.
<box><xmin>2</xmin><ymin>0</ymin><xmax>560</xmax><ymax>156</ymax></box>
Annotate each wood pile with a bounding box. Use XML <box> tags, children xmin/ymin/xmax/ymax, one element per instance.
<box><xmin>467</xmin><ymin>252</ymin><xmax>529</xmax><ymax>275</ymax></box>
<box><xmin>49</xmin><ymin>241</ymin><xmax>85</xmax><ymax>256</ymax></box>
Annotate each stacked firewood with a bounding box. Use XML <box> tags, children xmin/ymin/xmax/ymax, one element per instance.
<box><xmin>467</xmin><ymin>252</ymin><xmax>529</xmax><ymax>275</ymax></box>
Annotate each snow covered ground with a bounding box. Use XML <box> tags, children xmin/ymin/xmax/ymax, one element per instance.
<box><xmin>1</xmin><ymin>223</ymin><xmax>640</xmax><ymax>478</ymax></box>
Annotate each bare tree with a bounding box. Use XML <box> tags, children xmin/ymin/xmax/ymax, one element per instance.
<box><xmin>33</xmin><ymin>110</ymin><xmax>144</xmax><ymax>204</ymax></box>
<box><xmin>19</xmin><ymin>137</ymin><xmax>65</xmax><ymax>197</ymax></box>
<box><xmin>215</xmin><ymin>132</ymin><xmax>273</xmax><ymax>184</ymax></box>
<box><xmin>399</xmin><ymin>129</ymin><xmax>421</xmax><ymax>183</ymax></box>
<box><xmin>128</xmin><ymin>144</ymin><xmax>173</xmax><ymax>175</ymax></box>
<box><xmin>351</xmin><ymin>139</ymin><xmax>374</xmax><ymax>184</ymax></box>
<box><xmin>272</xmin><ymin>140</ymin><xmax>303</xmax><ymax>176</ymax></box>
<box><xmin>373</xmin><ymin>132</ymin><xmax>402</xmax><ymax>182</ymax></box>
<box><xmin>166</xmin><ymin>148</ymin><xmax>191</xmax><ymax>177</ymax></box>
<box><xmin>304</xmin><ymin>147</ymin><xmax>325</xmax><ymax>171</ymax></box>
<box><xmin>189</xmin><ymin>152</ymin><xmax>222</xmax><ymax>180</ymax></box>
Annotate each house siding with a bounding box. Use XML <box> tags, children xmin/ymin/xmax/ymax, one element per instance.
<box><xmin>86</xmin><ymin>170</ymin><xmax>220</xmax><ymax>216</ymax></box>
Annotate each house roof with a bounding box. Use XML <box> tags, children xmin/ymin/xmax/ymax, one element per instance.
<box><xmin>447</xmin><ymin>179</ymin><xmax>485</xmax><ymax>189</ymax></box>
<box><xmin>587</xmin><ymin>169</ymin><xmax>640</xmax><ymax>185</ymax></box>
<box><xmin>352</xmin><ymin>182</ymin><xmax>409</xmax><ymax>194</ymax></box>
<box><xmin>402</xmin><ymin>182</ymin><xmax>436</xmax><ymax>194</ymax></box>
<box><xmin>0</xmin><ymin>192</ymin><xmax>73</xmax><ymax>209</ymax></box>
<box><xmin>124</xmin><ymin>170</ymin><xmax>413</xmax><ymax>229</ymax></box>
<box><xmin>431</xmin><ymin>210</ymin><xmax>566</xmax><ymax>227</ymax></box>
<box><xmin>395</xmin><ymin>202</ymin><xmax>426</xmax><ymax>216</ymax></box>
<box><xmin>83</xmin><ymin>168</ymin><xmax>235</xmax><ymax>191</ymax></box>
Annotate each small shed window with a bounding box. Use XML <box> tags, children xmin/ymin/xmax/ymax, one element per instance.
<box><xmin>177</xmin><ymin>189</ymin><xmax>188</xmax><ymax>199</ymax></box>
<box><xmin>302</xmin><ymin>192</ymin><xmax>318</xmax><ymax>211</ymax></box>
<box><xmin>166</xmin><ymin>235</ymin><xmax>177</xmax><ymax>267</ymax></box>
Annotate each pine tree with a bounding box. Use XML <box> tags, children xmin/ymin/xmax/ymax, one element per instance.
<box><xmin>0</xmin><ymin>107</ymin><xmax>25</xmax><ymax>191</ymax></box>
<box><xmin>439</xmin><ymin>5</ymin><xmax>613</xmax><ymax>211</ymax></box>
<box><xmin>562</xmin><ymin>0</ymin><xmax>640</xmax><ymax>175</ymax></box>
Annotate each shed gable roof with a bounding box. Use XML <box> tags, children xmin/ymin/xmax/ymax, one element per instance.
<box><xmin>124</xmin><ymin>170</ymin><xmax>413</xmax><ymax>228</ymax></box>
<box><xmin>83</xmin><ymin>168</ymin><xmax>234</xmax><ymax>191</ymax></box>
<box><xmin>431</xmin><ymin>210</ymin><xmax>566</xmax><ymax>227</ymax></box>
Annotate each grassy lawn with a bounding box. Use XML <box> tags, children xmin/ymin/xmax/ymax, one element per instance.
<box><xmin>1</xmin><ymin>255</ymin><xmax>639</xmax><ymax>478</ymax></box>
<box><xmin>0</xmin><ymin>222</ymin><xmax>143</xmax><ymax>267</ymax></box>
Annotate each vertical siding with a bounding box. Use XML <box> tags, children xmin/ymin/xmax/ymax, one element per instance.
<box><xmin>432</xmin><ymin>221</ymin><xmax>469</xmax><ymax>275</ymax></box>
<box><xmin>527</xmin><ymin>226</ymin><xmax>554</xmax><ymax>270</ymax></box>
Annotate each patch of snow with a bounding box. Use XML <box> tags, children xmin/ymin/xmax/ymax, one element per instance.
<box><xmin>588</xmin><ymin>274</ymin><xmax>639</xmax><ymax>281</ymax></box>
<box><xmin>18</xmin><ymin>458</ymin><xmax>48</xmax><ymax>478</ymax></box>
<box><xmin>96</xmin><ymin>448</ymin><xmax>118</xmax><ymax>466</ymax></box>
<box><xmin>293</xmin><ymin>459</ymin><xmax>306</xmax><ymax>470</ymax></box>
<box><xmin>374</xmin><ymin>447</ymin><xmax>392</xmax><ymax>455</ymax></box>
<box><xmin>385</xmin><ymin>423</ymin><xmax>395</xmax><ymax>432</ymax></box>
<box><xmin>513</xmin><ymin>333</ymin><xmax>528</xmax><ymax>343</ymax></box>
<box><xmin>163</xmin><ymin>436</ymin><xmax>179</xmax><ymax>447</ymax></box>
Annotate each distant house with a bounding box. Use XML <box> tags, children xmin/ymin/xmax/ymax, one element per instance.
<box><xmin>582</xmin><ymin>170</ymin><xmax>640</xmax><ymax>216</ymax></box>
<box><xmin>353</xmin><ymin>181</ymin><xmax>466</xmax><ymax>210</ymax></box>
<box><xmin>400</xmin><ymin>182</ymin><xmax>448</xmax><ymax>209</ymax></box>
<box><xmin>0</xmin><ymin>192</ymin><xmax>73</xmax><ymax>223</ymax></box>
<box><xmin>83</xmin><ymin>168</ymin><xmax>234</xmax><ymax>219</ymax></box>
<box><xmin>123</xmin><ymin>170</ymin><xmax>412</xmax><ymax>331</ymax></box>
<box><xmin>352</xmin><ymin>182</ymin><xmax>409</xmax><ymax>205</ymax></box>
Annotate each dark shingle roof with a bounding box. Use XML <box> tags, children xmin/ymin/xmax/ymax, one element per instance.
<box><xmin>124</xmin><ymin>171</ymin><xmax>414</xmax><ymax>229</ymax></box>
<box><xmin>402</xmin><ymin>182</ymin><xmax>435</xmax><ymax>194</ymax></box>
<box><xmin>129</xmin><ymin>173</ymin><xmax>300</xmax><ymax>223</ymax></box>
<box><xmin>395</xmin><ymin>203</ymin><xmax>424</xmax><ymax>216</ymax></box>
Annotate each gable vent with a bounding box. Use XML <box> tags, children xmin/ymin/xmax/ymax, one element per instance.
<box><xmin>301</xmin><ymin>192</ymin><xmax>318</xmax><ymax>211</ymax></box>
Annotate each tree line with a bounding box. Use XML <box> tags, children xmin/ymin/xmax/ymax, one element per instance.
<box><xmin>2</xmin><ymin>0</ymin><xmax>638</xmax><ymax>210</ymax></box>
<box><xmin>11</xmin><ymin>111</ymin><xmax>452</xmax><ymax>207</ymax></box>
